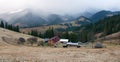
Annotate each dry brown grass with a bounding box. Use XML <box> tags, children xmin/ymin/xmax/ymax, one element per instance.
<box><xmin>0</xmin><ymin>28</ymin><xmax>43</xmax><ymax>46</ymax></box>
<box><xmin>21</xmin><ymin>25</ymin><xmax>68</xmax><ymax>33</ymax></box>
<box><xmin>0</xmin><ymin>45</ymin><xmax>120</xmax><ymax>62</ymax></box>
<box><xmin>0</xmin><ymin>28</ymin><xmax>120</xmax><ymax>62</ymax></box>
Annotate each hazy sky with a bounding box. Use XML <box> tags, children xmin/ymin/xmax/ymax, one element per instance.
<box><xmin>0</xmin><ymin>0</ymin><xmax>120</xmax><ymax>14</ymax></box>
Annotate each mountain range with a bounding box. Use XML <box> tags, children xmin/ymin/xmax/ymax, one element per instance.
<box><xmin>0</xmin><ymin>9</ymin><xmax>75</xmax><ymax>27</ymax></box>
<box><xmin>0</xmin><ymin>9</ymin><xmax>120</xmax><ymax>28</ymax></box>
<box><xmin>90</xmin><ymin>10</ymin><xmax>120</xmax><ymax>22</ymax></box>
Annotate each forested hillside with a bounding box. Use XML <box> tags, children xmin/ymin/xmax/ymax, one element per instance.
<box><xmin>26</xmin><ymin>15</ymin><xmax>120</xmax><ymax>42</ymax></box>
<box><xmin>78</xmin><ymin>15</ymin><xmax>120</xmax><ymax>42</ymax></box>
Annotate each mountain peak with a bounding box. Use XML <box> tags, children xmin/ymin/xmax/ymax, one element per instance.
<box><xmin>99</xmin><ymin>10</ymin><xmax>111</xmax><ymax>13</ymax></box>
<box><xmin>76</xmin><ymin>16</ymin><xmax>90</xmax><ymax>21</ymax></box>
<box><xmin>9</xmin><ymin>9</ymin><xmax>25</xmax><ymax>14</ymax></box>
<box><xmin>90</xmin><ymin>10</ymin><xmax>113</xmax><ymax>22</ymax></box>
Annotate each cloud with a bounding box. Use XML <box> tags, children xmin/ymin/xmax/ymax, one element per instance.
<box><xmin>0</xmin><ymin>0</ymin><xmax>120</xmax><ymax>14</ymax></box>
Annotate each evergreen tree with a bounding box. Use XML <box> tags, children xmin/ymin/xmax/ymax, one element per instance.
<box><xmin>44</xmin><ymin>27</ymin><xmax>54</xmax><ymax>38</ymax></box>
<box><xmin>30</xmin><ymin>30</ymin><xmax>38</xmax><ymax>37</ymax></box>
<box><xmin>62</xmin><ymin>31</ymin><xmax>69</xmax><ymax>39</ymax></box>
<box><xmin>5</xmin><ymin>22</ymin><xmax>8</xmax><ymax>29</ymax></box>
<box><xmin>69</xmin><ymin>32</ymin><xmax>78</xmax><ymax>42</ymax></box>
<box><xmin>0</xmin><ymin>21</ymin><xmax>4</xmax><ymax>28</ymax></box>
<box><xmin>38</xmin><ymin>32</ymin><xmax>44</xmax><ymax>38</ymax></box>
<box><xmin>16</xmin><ymin>26</ymin><xmax>20</xmax><ymax>32</ymax></box>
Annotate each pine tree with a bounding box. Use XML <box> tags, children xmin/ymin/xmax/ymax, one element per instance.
<box><xmin>69</xmin><ymin>32</ymin><xmax>78</xmax><ymax>42</ymax></box>
<box><xmin>30</xmin><ymin>30</ymin><xmax>38</xmax><ymax>37</ymax></box>
<box><xmin>1</xmin><ymin>21</ymin><xmax>4</xmax><ymax>28</ymax></box>
<box><xmin>16</xmin><ymin>26</ymin><xmax>20</xmax><ymax>32</ymax></box>
<box><xmin>63</xmin><ymin>31</ymin><xmax>69</xmax><ymax>39</ymax></box>
<box><xmin>38</xmin><ymin>32</ymin><xmax>43</xmax><ymax>38</ymax></box>
<box><xmin>44</xmin><ymin>27</ymin><xmax>54</xmax><ymax>38</ymax></box>
<box><xmin>5</xmin><ymin>22</ymin><xmax>8</xmax><ymax>29</ymax></box>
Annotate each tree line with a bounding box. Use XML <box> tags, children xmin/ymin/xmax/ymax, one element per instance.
<box><xmin>28</xmin><ymin>28</ymin><xmax>54</xmax><ymax>38</ymax></box>
<box><xmin>28</xmin><ymin>28</ymin><xmax>79</xmax><ymax>43</ymax></box>
<box><xmin>0</xmin><ymin>20</ymin><xmax>20</xmax><ymax>32</ymax></box>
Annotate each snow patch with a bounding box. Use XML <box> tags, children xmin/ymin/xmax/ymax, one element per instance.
<box><xmin>9</xmin><ymin>9</ymin><xmax>24</xmax><ymax>14</ymax></box>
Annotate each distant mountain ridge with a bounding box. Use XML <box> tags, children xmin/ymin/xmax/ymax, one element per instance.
<box><xmin>0</xmin><ymin>9</ymin><xmax>74</xmax><ymax>27</ymax></box>
<box><xmin>0</xmin><ymin>9</ymin><xmax>120</xmax><ymax>28</ymax></box>
<box><xmin>90</xmin><ymin>10</ymin><xmax>120</xmax><ymax>22</ymax></box>
<box><xmin>65</xmin><ymin>16</ymin><xmax>91</xmax><ymax>27</ymax></box>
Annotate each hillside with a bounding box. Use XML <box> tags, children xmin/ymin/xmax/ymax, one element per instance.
<box><xmin>73</xmin><ymin>15</ymin><xmax>120</xmax><ymax>42</ymax></box>
<box><xmin>12</xmin><ymin>12</ymin><xmax>46</xmax><ymax>27</ymax></box>
<box><xmin>21</xmin><ymin>16</ymin><xmax>91</xmax><ymax>33</ymax></box>
<box><xmin>97</xmin><ymin>32</ymin><xmax>120</xmax><ymax>41</ymax></box>
<box><xmin>90</xmin><ymin>10</ymin><xmax>120</xmax><ymax>22</ymax></box>
<box><xmin>104</xmin><ymin>32</ymin><xmax>120</xmax><ymax>40</ymax></box>
<box><xmin>21</xmin><ymin>15</ymin><xmax>120</xmax><ymax>43</ymax></box>
<box><xmin>0</xmin><ymin>28</ymin><xmax>120</xmax><ymax>62</ymax></box>
<box><xmin>0</xmin><ymin>27</ymin><xmax>43</xmax><ymax>46</ymax></box>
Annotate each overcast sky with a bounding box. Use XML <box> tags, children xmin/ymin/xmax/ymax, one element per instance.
<box><xmin>0</xmin><ymin>0</ymin><xmax>120</xmax><ymax>14</ymax></box>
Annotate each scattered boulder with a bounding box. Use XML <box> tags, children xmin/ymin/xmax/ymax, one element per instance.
<box><xmin>94</xmin><ymin>42</ymin><xmax>103</xmax><ymax>48</ymax></box>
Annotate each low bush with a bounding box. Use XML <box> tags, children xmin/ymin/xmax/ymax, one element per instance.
<box><xmin>17</xmin><ymin>37</ymin><xmax>26</xmax><ymax>45</ymax></box>
<box><xmin>37</xmin><ymin>41</ymin><xmax>48</xmax><ymax>47</ymax></box>
<box><xmin>27</xmin><ymin>37</ymin><xmax>38</xmax><ymax>46</ymax></box>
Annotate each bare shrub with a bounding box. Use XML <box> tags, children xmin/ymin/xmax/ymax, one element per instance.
<box><xmin>27</xmin><ymin>37</ymin><xmax>38</xmax><ymax>46</ymax></box>
<box><xmin>17</xmin><ymin>37</ymin><xmax>25</xmax><ymax>45</ymax></box>
<box><xmin>37</xmin><ymin>41</ymin><xmax>48</xmax><ymax>46</ymax></box>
